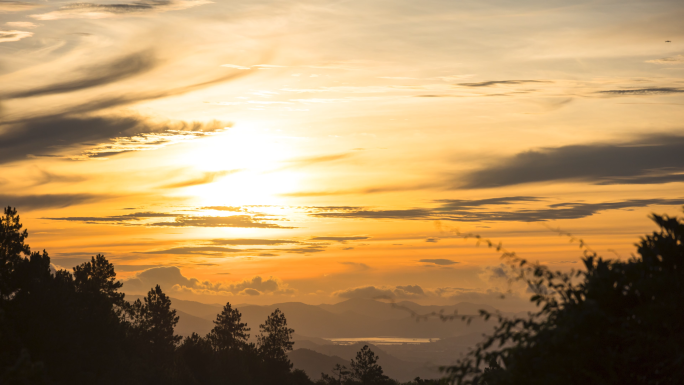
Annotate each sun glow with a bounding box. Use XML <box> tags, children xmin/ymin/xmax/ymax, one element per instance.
<box><xmin>174</xmin><ymin>124</ymin><xmax>300</xmax><ymax>205</ymax></box>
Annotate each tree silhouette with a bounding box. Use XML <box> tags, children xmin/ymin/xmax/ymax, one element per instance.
<box><xmin>258</xmin><ymin>308</ymin><xmax>295</xmax><ymax>383</ymax></box>
<box><xmin>350</xmin><ymin>345</ymin><xmax>388</xmax><ymax>385</ymax></box>
<box><xmin>258</xmin><ymin>308</ymin><xmax>295</xmax><ymax>362</ymax></box>
<box><xmin>134</xmin><ymin>285</ymin><xmax>181</xmax><ymax>351</ymax></box>
<box><xmin>0</xmin><ymin>207</ymin><xmax>30</xmax><ymax>299</ymax></box>
<box><xmin>320</xmin><ymin>363</ymin><xmax>350</xmax><ymax>385</ymax></box>
<box><xmin>11</xmin><ymin>207</ymin><xmax>684</xmax><ymax>384</ymax></box>
<box><xmin>0</xmin><ymin>207</ymin><xmax>318</xmax><ymax>384</ymax></box>
<box><xmin>73</xmin><ymin>254</ymin><xmax>125</xmax><ymax>307</ymax></box>
<box><xmin>208</xmin><ymin>302</ymin><xmax>250</xmax><ymax>352</ymax></box>
<box><xmin>443</xmin><ymin>212</ymin><xmax>684</xmax><ymax>385</ymax></box>
<box><xmin>177</xmin><ymin>332</ymin><xmax>216</xmax><ymax>385</ymax></box>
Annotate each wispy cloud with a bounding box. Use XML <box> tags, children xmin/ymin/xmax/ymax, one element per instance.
<box><xmin>646</xmin><ymin>54</ymin><xmax>684</xmax><ymax>64</ymax></box>
<box><xmin>597</xmin><ymin>88</ymin><xmax>684</xmax><ymax>96</ymax></box>
<box><xmin>419</xmin><ymin>258</ymin><xmax>458</xmax><ymax>266</ymax></box>
<box><xmin>149</xmin><ymin>215</ymin><xmax>292</xmax><ymax>228</ymax></box>
<box><xmin>3</xmin><ymin>50</ymin><xmax>157</xmax><ymax>99</ymax></box>
<box><xmin>279</xmin><ymin>182</ymin><xmax>439</xmax><ymax>197</ymax></box>
<box><xmin>0</xmin><ymin>29</ymin><xmax>32</xmax><ymax>42</ymax></box>
<box><xmin>280</xmin><ymin>152</ymin><xmax>354</xmax><ymax>168</ymax></box>
<box><xmin>45</xmin><ymin>211</ymin><xmax>292</xmax><ymax>228</ymax></box>
<box><xmin>5</xmin><ymin>21</ymin><xmax>38</xmax><ymax>28</ymax></box>
<box><xmin>141</xmin><ymin>246</ymin><xmax>244</xmax><ymax>255</ymax></box>
<box><xmin>137</xmin><ymin>238</ymin><xmax>323</xmax><ymax>256</ymax></box>
<box><xmin>161</xmin><ymin>169</ymin><xmax>241</xmax><ymax>188</ymax></box>
<box><xmin>457</xmin><ymin>80</ymin><xmax>551</xmax><ymax>87</ymax></box>
<box><xmin>44</xmin><ymin>212</ymin><xmax>178</xmax><ymax>223</ymax></box>
<box><xmin>310</xmin><ymin>236</ymin><xmax>370</xmax><ymax>243</ymax></box>
<box><xmin>209</xmin><ymin>238</ymin><xmax>299</xmax><ymax>245</ymax></box>
<box><xmin>340</xmin><ymin>261</ymin><xmax>370</xmax><ymax>271</ymax></box>
<box><xmin>0</xmin><ymin>1</ymin><xmax>41</xmax><ymax>12</ymax></box>
<box><xmin>31</xmin><ymin>0</ymin><xmax>211</xmax><ymax>20</ymax></box>
<box><xmin>333</xmin><ymin>284</ymin><xmax>425</xmax><ymax>299</ymax></box>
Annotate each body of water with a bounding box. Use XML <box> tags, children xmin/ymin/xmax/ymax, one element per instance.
<box><xmin>325</xmin><ymin>337</ymin><xmax>439</xmax><ymax>345</ymax></box>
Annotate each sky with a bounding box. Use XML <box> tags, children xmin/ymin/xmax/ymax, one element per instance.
<box><xmin>1</xmin><ymin>0</ymin><xmax>683</xmax><ymax>310</ymax></box>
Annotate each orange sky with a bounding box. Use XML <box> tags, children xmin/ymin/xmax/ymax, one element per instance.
<box><xmin>1</xmin><ymin>0</ymin><xmax>683</xmax><ymax>309</ymax></box>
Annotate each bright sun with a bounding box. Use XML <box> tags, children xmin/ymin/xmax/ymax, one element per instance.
<box><xmin>173</xmin><ymin>124</ymin><xmax>300</xmax><ymax>205</ymax></box>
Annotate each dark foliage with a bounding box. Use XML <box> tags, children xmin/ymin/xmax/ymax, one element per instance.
<box><xmin>208</xmin><ymin>302</ymin><xmax>250</xmax><ymax>353</ymax></box>
<box><xmin>0</xmin><ymin>206</ymin><xmax>314</xmax><ymax>385</ymax></box>
<box><xmin>3</xmin><ymin>205</ymin><xmax>682</xmax><ymax>385</ymax></box>
<box><xmin>317</xmin><ymin>345</ymin><xmax>396</xmax><ymax>385</ymax></box>
<box><xmin>350</xmin><ymin>345</ymin><xmax>389</xmax><ymax>385</ymax></box>
<box><xmin>443</xmin><ymin>212</ymin><xmax>684</xmax><ymax>385</ymax></box>
<box><xmin>258</xmin><ymin>308</ymin><xmax>296</xmax><ymax>383</ymax></box>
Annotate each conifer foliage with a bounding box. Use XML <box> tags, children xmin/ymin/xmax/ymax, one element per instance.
<box><xmin>350</xmin><ymin>345</ymin><xmax>389</xmax><ymax>385</ymax></box>
<box><xmin>209</xmin><ymin>302</ymin><xmax>250</xmax><ymax>352</ymax></box>
<box><xmin>0</xmin><ymin>206</ymin><xmax>312</xmax><ymax>385</ymax></box>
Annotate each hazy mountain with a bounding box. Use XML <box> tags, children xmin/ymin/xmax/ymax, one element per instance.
<box><xmin>133</xmin><ymin>296</ymin><xmax>500</xmax><ymax>339</ymax></box>
<box><xmin>290</xmin><ymin>342</ymin><xmax>440</xmax><ymax>382</ymax></box>
<box><xmin>126</xmin><ymin>294</ymin><xmax>223</xmax><ymax>321</ymax></box>
<box><xmin>235</xmin><ymin>301</ymin><xmax>495</xmax><ymax>339</ymax></box>
<box><xmin>175</xmin><ymin>310</ymin><xmax>214</xmax><ymax>337</ymax></box>
<box><xmin>319</xmin><ymin>298</ymin><xmax>411</xmax><ymax>320</ymax></box>
<box><xmin>288</xmin><ymin>348</ymin><xmax>349</xmax><ymax>381</ymax></box>
<box><xmin>123</xmin><ymin>295</ymin><xmax>494</xmax><ymax>379</ymax></box>
<box><xmin>319</xmin><ymin>298</ymin><xmax>498</xmax><ymax>320</ymax></box>
<box><xmin>394</xmin><ymin>301</ymin><xmax>498</xmax><ymax>316</ymax></box>
<box><xmin>292</xmin><ymin>333</ymin><xmax>334</xmax><ymax>345</ymax></box>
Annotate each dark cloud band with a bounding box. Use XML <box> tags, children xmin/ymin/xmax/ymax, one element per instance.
<box><xmin>0</xmin><ymin>193</ymin><xmax>104</xmax><ymax>210</ymax></box>
<box><xmin>456</xmin><ymin>134</ymin><xmax>684</xmax><ymax>189</ymax></box>
<box><xmin>311</xmin><ymin>197</ymin><xmax>684</xmax><ymax>223</ymax></box>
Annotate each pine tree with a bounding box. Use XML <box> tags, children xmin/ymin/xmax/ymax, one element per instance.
<box><xmin>208</xmin><ymin>302</ymin><xmax>250</xmax><ymax>352</ymax></box>
<box><xmin>0</xmin><ymin>207</ymin><xmax>30</xmax><ymax>299</ymax></box>
<box><xmin>257</xmin><ymin>308</ymin><xmax>294</xmax><ymax>363</ymax></box>
<box><xmin>131</xmin><ymin>285</ymin><xmax>181</xmax><ymax>354</ymax></box>
<box><xmin>350</xmin><ymin>345</ymin><xmax>388</xmax><ymax>385</ymax></box>
<box><xmin>73</xmin><ymin>254</ymin><xmax>125</xmax><ymax>306</ymax></box>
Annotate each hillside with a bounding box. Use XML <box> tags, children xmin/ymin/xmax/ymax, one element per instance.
<box><xmin>289</xmin><ymin>342</ymin><xmax>440</xmax><ymax>382</ymax></box>
<box><xmin>288</xmin><ymin>349</ymin><xmax>349</xmax><ymax>381</ymax></box>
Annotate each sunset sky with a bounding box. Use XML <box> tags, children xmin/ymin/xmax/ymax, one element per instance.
<box><xmin>1</xmin><ymin>0</ymin><xmax>683</xmax><ymax>309</ymax></box>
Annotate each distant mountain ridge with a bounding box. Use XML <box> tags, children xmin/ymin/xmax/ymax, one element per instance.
<box><xmin>289</xmin><ymin>342</ymin><xmax>440</xmax><ymax>382</ymax></box>
<box><xmin>124</xmin><ymin>295</ymin><xmax>499</xmax><ymax>381</ymax></box>
<box><xmin>127</xmin><ymin>295</ymin><xmax>500</xmax><ymax>340</ymax></box>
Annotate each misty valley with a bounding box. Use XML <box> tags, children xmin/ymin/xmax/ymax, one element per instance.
<box><xmin>138</xmin><ymin>295</ymin><xmax>508</xmax><ymax>382</ymax></box>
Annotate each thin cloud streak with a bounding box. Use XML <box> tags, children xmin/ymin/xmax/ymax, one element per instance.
<box><xmin>0</xmin><ymin>1</ymin><xmax>41</xmax><ymax>12</ymax></box>
<box><xmin>161</xmin><ymin>170</ymin><xmax>242</xmax><ymax>188</ymax></box>
<box><xmin>3</xmin><ymin>50</ymin><xmax>158</xmax><ymax>99</ymax></box>
<box><xmin>0</xmin><ymin>193</ymin><xmax>105</xmax><ymax>210</ymax></box>
<box><xmin>457</xmin><ymin>80</ymin><xmax>552</xmax><ymax>87</ymax></box>
<box><xmin>31</xmin><ymin>0</ymin><xmax>211</xmax><ymax>20</ymax></box>
<box><xmin>597</xmin><ymin>88</ymin><xmax>684</xmax><ymax>96</ymax></box>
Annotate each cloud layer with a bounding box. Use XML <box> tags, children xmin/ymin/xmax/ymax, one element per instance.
<box><xmin>0</xmin><ymin>114</ymin><xmax>229</xmax><ymax>164</ymax></box>
<box><xmin>311</xmin><ymin>197</ymin><xmax>684</xmax><ymax>222</ymax></box>
<box><xmin>457</xmin><ymin>135</ymin><xmax>684</xmax><ymax>189</ymax></box>
<box><xmin>31</xmin><ymin>0</ymin><xmax>210</xmax><ymax>20</ymax></box>
<box><xmin>3</xmin><ymin>50</ymin><xmax>157</xmax><ymax>99</ymax></box>
<box><xmin>46</xmin><ymin>211</ymin><xmax>292</xmax><ymax>228</ymax></box>
<box><xmin>122</xmin><ymin>266</ymin><xmax>293</xmax><ymax>296</ymax></box>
